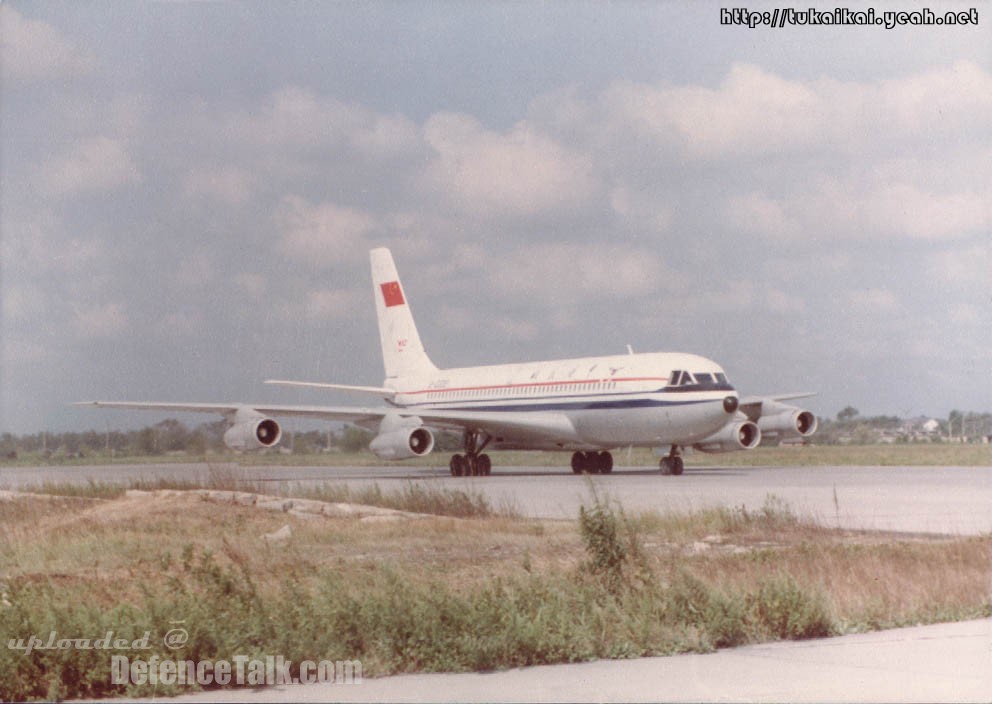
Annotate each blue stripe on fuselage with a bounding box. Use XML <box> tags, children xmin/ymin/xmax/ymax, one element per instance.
<box><xmin>395</xmin><ymin>395</ymin><xmax>721</xmax><ymax>414</ymax></box>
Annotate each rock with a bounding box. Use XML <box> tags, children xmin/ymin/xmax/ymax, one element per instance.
<box><xmin>263</xmin><ymin>524</ymin><xmax>292</xmax><ymax>542</ymax></box>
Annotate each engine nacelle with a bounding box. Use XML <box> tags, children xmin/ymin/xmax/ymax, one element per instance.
<box><xmin>693</xmin><ymin>420</ymin><xmax>762</xmax><ymax>454</ymax></box>
<box><xmin>369</xmin><ymin>414</ymin><xmax>434</xmax><ymax>460</ymax></box>
<box><xmin>757</xmin><ymin>402</ymin><xmax>818</xmax><ymax>441</ymax></box>
<box><xmin>223</xmin><ymin>410</ymin><xmax>282</xmax><ymax>452</ymax></box>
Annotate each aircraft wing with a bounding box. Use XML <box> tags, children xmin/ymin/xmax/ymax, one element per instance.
<box><xmin>263</xmin><ymin>380</ymin><xmax>397</xmax><ymax>401</ymax></box>
<box><xmin>73</xmin><ymin>401</ymin><xmax>389</xmax><ymax>426</ymax></box>
<box><xmin>414</xmin><ymin>408</ymin><xmax>579</xmax><ymax>445</ymax></box>
<box><xmin>736</xmin><ymin>393</ymin><xmax>818</xmax><ymax>441</ymax></box>
<box><xmin>74</xmin><ymin>401</ymin><xmax>580</xmax><ymax>445</ymax></box>
<box><xmin>738</xmin><ymin>392</ymin><xmax>817</xmax><ymax>420</ymax></box>
<box><xmin>740</xmin><ymin>392</ymin><xmax>818</xmax><ymax>405</ymax></box>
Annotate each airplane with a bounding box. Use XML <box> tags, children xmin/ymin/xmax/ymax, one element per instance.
<box><xmin>77</xmin><ymin>247</ymin><xmax>817</xmax><ymax>476</ymax></box>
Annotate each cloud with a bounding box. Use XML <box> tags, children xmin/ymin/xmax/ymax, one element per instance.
<box><xmin>174</xmin><ymin>250</ymin><xmax>217</xmax><ymax>290</ymax></box>
<box><xmin>2</xmin><ymin>283</ymin><xmax>47</xmax><ymax>324</ymax></box>
<box><xmin>305</xmin><ymin>289</ymin><xmax>358</xmax><ymax>321</ymax></box>
<box><xmin>235</xmin><ymin>87</ymin><xmax>420</xmax><ymax>159</ymax></box>
<box><xmin>604</xmin><ymin>64</ymin><xmax>820</xmax><ymax>159</ymax></box>
<box><xmin>928</xmin><ymin>245</ymin><xmax>992</xmax><ymax>290</ymax></box>
<box><xmin>487</xmin><ymin>243</ymin><xmax>681</xmax><ymax>305</ymax></box>
<box><xmin>72</xmin><ymin>302</ymin><xmax>128</xmax><ymax>339</ymax></box>
<box><xmin>609</xmin><ymin>187</ymin><xmax>675</xmax><ymax>234</ymax></box>
<box><xmin>731</xmin><ymin>177</ymin><xmax>992</xmax><ymax>243</ymax></box>
<box><xmin>39</xmin><ymin>136</ymin><xmax>141</xmax><ymax>198</ymax></box>
<box><xmin>864</xmin><ymin>183</ymin><xmax>992</xmax><ymax>240</ymax></box>
<box><xmin>603</xmin><ymin>61</ymin><xmax>992</xmax><ymax>160</ymax></box>
<box><xmin>846</xmin><ymin>288</ymin><xmax>900</xmax><ymax>314</ymax></box>
<box><xmin>0</xmin><ymin>5</ymin><xmax>96</xmax><ymax>83</ymax></box>
<box><xmin>275</xmin><ymin>196</ymin><xmax>377</xmax><ymax>265</ymax></box>
<box><xmin>154</xmin><ymin>311</ymin><xmax>205</xmax><ymax>338</ymax></box>
<box><xmin>422</xmin><ymin>113</ymin><xmax>601</xmax><ymax>217</ymax></box>
<box><xmin>183</xmin><ymin>165</ymin><xmax>254</xmax><ymax>206</ymax></box>
<box><xmin>726</xmin><ymin>193</ymin><xmax>801</xmax><ymax>240</ymax></box>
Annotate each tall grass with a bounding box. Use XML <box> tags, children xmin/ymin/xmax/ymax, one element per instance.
<box><xmin>1</xmin><ymin>488</ymin><xmax>988</xmax><ymax>700</ymax></box>
<box><xmin>5</xmin><ymin>442</ymin><xmax>990</xmax><ymax>468</ymax></box>
<box><xmin>19</xmin><ymin>475</ymin><xmax>506</xmax><ymax>519</ymax></box>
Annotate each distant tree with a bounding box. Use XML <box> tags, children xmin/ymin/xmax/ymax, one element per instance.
<box><xmin>292</xmin><ymin>431</ymin><xmax>324</xmax><ymax>454</ymax></box>
<box><xmin>154</xmin><ymin>419</ymin><xmax>189</xmax><ymax>453</ymax></box>
<box><xmin>837</xmin><ymin>406</ymin><xmax>860</xmax><ymax>422</ymax></box>
<box><xmin>134</xmin><ymin>427</ymin><xmax>159</xmax><ymax>455</ymax></box>
<box><xmin>338</xmin><ymin>426</ymin><xmax>374</xmax><ymax>453</ymax></box>
<box><xmin>852</xmin><ymin>424</ymin><xmax>878</xmax><ymax>445</ymax></box>
<box><xmin>186</xmin><ymin>432</ymin><xmax>208</xmax><ymax>455</ymax></box>
<box><xmin>196</xmin><ymin>420</ymin><xmax>229</xmax><ymax>452</ymax></box>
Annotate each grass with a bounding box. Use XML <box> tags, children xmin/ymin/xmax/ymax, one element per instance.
<box><xmin>14</xmin><ymin>467</ymin><xmax>510</xmax><ymax>520</ymax></box>
<box><xmin>3</xmin><ymin>442</ymin><xmax>990</xmax><ymax>468</ymax></box>
<box><xmin>1</xmin><ymin>484</ymin><xmax>989</xmax><ymax>700</ymax></box>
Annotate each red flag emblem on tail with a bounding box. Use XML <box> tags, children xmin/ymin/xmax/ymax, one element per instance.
<box><xmin>380</xmin><ymin>281</ymin><xmax>405</xmax><ymax>307</ymax></box>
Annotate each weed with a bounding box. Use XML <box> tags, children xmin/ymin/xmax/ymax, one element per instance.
<box><xmin>0</xmin><ymin>488</ymin><xmax>987</xmax><ymax>700</ymax></box>
<box><xmin>747</xmin><ymin>574</ymin><xmax>836</xmax><ymax>640</ymax></box>
<box><xmin>296</xmin><ymin>481</ymin><xmax>511</xmax><ymax>518</ymax></box>
<box><xmin>578</xmin><ymin>489</ymin><xmax>628</xmax><ymax>587</ymax></box>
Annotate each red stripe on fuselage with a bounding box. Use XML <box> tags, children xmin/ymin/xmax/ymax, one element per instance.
<box><xmin>398</xmin><ymin>377</ymin><xmax>670</xmax><ymax>397</ymax></box>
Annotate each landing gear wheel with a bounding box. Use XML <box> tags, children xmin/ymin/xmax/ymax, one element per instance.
<box><xmin>451</xmin><ymin>430</ymin><xmax>494</xmax><ymax>477</ymax></box>
<box><xmin>476</xmin><ymin>454</ymin><xmax>492</xmax><ymax>476</ymax></box>
<box><xmin>659</xmin><ymin>446</ymin><xmax>684</xmax><ymax>476</ymax></box>
<box><xmin>571</xmin><ymin>451</ymin><xmax>614</xmax><ymax>474</ymax></box>
<box><xmin>598</xmin><ymin>451</ymin><xmax>614</xmax><ymax>474</ymax></box>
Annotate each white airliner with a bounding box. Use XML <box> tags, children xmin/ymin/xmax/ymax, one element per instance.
<box><xmin>78</xmin><ymin>248</ymin><xmax>816</xmax><ymax>476</ymax></box>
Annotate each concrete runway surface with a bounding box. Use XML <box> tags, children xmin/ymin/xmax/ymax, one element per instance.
<box><xmin>8</xmin><ymin>461</ymin><xmax>991</xmax><ymax>702</ymax></box>
<box><xmin>139</xmin><ymin>618</ymin><xmax>992</xmax><ymax>703</ymax></box>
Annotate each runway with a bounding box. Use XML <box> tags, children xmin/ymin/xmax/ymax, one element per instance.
<box><xmin>4</xmin><ymin>461</ymin><xmax>991</xmax><ymax>535</ymax></box>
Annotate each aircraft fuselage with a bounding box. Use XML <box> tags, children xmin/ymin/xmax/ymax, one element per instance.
<box><xmin>389</xmin><ymin>351</ymin><xmax>737</xmax><ymax>450</ymax></box>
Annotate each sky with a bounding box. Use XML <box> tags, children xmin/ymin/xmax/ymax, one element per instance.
<box><xmin>1</xmin><ymin>1</ymin><xmax>990</xmax><ymax>434</ymax></box>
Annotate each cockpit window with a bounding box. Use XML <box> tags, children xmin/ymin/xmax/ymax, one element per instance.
<box><xmin>668</xmin><ymin>369</ymin><xmax>733</xmax><ymax>390</ymax></box>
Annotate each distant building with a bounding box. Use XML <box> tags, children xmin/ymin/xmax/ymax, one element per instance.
<box><xmin>897</xmin><ymin>416</ymin><xmax>942</xmax><ymax>442</ymax></box>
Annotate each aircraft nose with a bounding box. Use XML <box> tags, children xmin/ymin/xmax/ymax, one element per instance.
<box><xmin>723</xmin><ymin>395</ymin><xmax>739</xmax><ymax>414</ymax></box>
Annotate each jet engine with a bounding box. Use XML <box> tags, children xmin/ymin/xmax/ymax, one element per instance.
<box><xmin>693</xmin><ymin>419</ymin><xmax>761</xmax><ymax>454</ymax></box>
<box><xmin>369</xmin><ymin>414</ymin><xmax>435</xmax><ymax>460</ymax></box>
<box><xmin>223</xmin><ymin>416</ymin><xmax>282</xmax><ymax>451</ymax></box>
<box><xmin>756</xmin><ymin>401</ymin><xmax>818</xmax><ymax>441</ymax></box>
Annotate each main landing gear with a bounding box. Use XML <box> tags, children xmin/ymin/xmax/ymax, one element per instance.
<box><xmin>571</xmin><ymin>451</ymin><xmax>614</xmax><ymax>474</ymax></box>
<box><xmin>450</xmin><ymin>429</ymin><xmax>492</xmax><ymax>477</ymax></box>
<box><xmin>659</xmin><ymin>445</ymin><xmax>684</xmax><ymax>475</ymax></box>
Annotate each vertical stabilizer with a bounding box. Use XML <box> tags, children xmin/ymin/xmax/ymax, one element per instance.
<box><xmin>370</xmin><ymin>248</ymin><xmax>439</xmax><ymax>380</ymax></box>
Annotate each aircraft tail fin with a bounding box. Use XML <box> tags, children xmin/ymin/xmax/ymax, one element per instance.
<box><xmin>370</xmin><ymin>248</ymin><xmax>439</xmax><ymax>380</ymax></box>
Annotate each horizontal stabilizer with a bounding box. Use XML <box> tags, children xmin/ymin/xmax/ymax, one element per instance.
<box><xmin>264</xmin><ymin>379</ymin><xmax>396</xmax><ymax>399</ymax></box>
